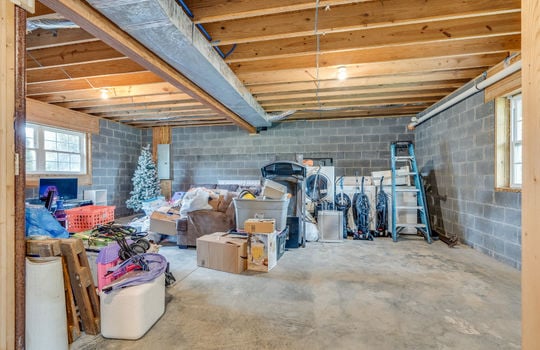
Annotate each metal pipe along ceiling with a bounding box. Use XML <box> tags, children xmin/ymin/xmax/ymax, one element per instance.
<box><xmin>409</xmin><ymin>60</ymin><xmax>522</xmax><ymax>129</ymax></box>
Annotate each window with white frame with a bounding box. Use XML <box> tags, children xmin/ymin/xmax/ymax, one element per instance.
<box><xmin>495</xmin><ymin>92</ymin><xmax>522</xmax><ymax>191</ymax></box>
<box><xmin>25</xmin><ymin>123</ymin><xmax>87</xmax><ymax>175</ymax></box>
<box><xmin>509</xmin><ymin>94</ymin><xmax>522</xmax><ymax>187</ymax></box>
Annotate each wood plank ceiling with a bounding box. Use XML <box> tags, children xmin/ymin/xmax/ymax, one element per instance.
<box><xmin>27</xmin><ymin>0</ymin><xmax>521</xmax><ymax>128</ymax></box>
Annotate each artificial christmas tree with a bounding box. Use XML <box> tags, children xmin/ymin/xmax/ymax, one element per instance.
<box><xmin>126</xmin><ymin>144</ymin><xmax>161</xmax><ymax>212</ymax></box>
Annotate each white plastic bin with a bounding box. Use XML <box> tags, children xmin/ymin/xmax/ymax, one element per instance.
<box><xmin>26</xmin><ymin>257</ymin><xmax>68</xmax><ymax>350</ymax></box>
<box><xmin>234</xmin><ymin>198</ymin><xmax>289</xmax><ymax>231</ymax></box>
<box><xmin>100</xmin><ymin>273</ymin><xmax>165</xmax><ymax>340</ymax></box>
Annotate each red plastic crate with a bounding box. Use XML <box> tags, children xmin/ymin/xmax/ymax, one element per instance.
<box><xmin>65</xmin><ymin>205</ymin><xmax>115</xmax><ymax>233</ymax></box>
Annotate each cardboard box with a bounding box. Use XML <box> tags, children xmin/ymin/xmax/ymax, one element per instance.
<box><xmin>196</xmin><ymin>232</ymin><xmax>248</xmax><ymax>274</ymax></box>
<box><xmin>248</xmin><ymin>231</ymin><xmax>277</xmax><ymax>272</ymax></box>
<box><xmin>149</xmin><ymin>210</ymin><xmax>180</xmax><ymax>236</ymax></box>
<box><xmin>244</xmin><ymin>218</ymin><xmax>275</xmax><ymax>233</ymax></box>
<box><xmin>262</xmin><ymin>179</ymin><xmax>287</xmax><ymax>199</ymax></box>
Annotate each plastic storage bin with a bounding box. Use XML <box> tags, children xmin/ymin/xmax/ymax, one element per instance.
<box><xmin>234</xmin><ymin>198</ymin><xmax>289</xmax><ymax>231</ymax></box>
<box><xmin>65</xmin><ymin>205</ymin><xmax>115</xmax><ymax>232</ymax></box>
<box><xmin>100</xmin><ymin>273</ymin><xmax>165</xmax><ymax>340</ymax></box>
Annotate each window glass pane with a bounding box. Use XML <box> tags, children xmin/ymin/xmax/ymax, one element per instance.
<box><xmin>45</xmin><ymin>161</ymin><xmax>57</xmax><ymax>171</ymax></box>
<box><xmin>58</xmin><ymin>141</ymin><xmax>70</xmax><ymax>152</ymax></box>
<box><xmin>58</xmin><ymin>161</ymin><xmax>70</xmax><ymax>172</ymax></box>
<box><xmin>25</xmin><ymin>127</ymin><xmax>35</xmax><ymax>148</ymax></box>
<box><xmin>44</xmin><ymin>140</ymin><xmax>57</xmax><ymax>151</ymax></box>
<box><xmin>514</xmin><ymin>143</ymin><xmax>522</xmax><ymax>163</ymax></box>
<box><xmin>26</xmin><ymin>123</ymin><xmax>87</xmax><ymax>175</ymax></box>
<box><xmin>44</xmin><ymin>130</ymin><xmax>56</xmax><ymax>141</ymax></box>
<box><xmin>513</xmin><ymin>164</ymin><xmax>522</xmax><ymax>186</ymax></box>
<box><xmin>516</xmin><ymin>120</ymin><xmax>522</xmax><ymax>141</ymax></box>
<box><xmin>26</xmin><ymin>150</ymin><xmax>36</xmax><ymax>171</ymax></box>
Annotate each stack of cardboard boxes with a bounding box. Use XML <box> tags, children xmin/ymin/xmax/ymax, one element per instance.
<box><xmin>196</xmin><ymin>218</ymin><xmax>283</xmax><ymax>274</ymax></box>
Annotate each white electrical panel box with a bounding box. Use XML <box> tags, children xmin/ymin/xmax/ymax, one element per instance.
<box><xmin>157</xmin><ymin>144</ymin><xmax>171</xmax><ymax>180</ymax></box>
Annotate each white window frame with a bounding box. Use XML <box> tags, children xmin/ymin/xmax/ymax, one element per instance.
<box><xmin>509</xmin><ymin>94</ymin><xmax>522</xmax><ymax>188</ymax></box>
<box><xmin>26</xmin><ymin>123</ymin><xmax>88</xmax><ymax>175</ymax></box>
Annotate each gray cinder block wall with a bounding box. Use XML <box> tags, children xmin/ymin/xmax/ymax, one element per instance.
<box><xmin>415</xmin><ymin>88</ymin><xmax>522</xmax><ymax>269</ymax></box>
<box><xmin>170</xmin><ymin>117</ymin><xmax>413</xmax><ymax>190</ymax></box>
<box><xmin>87</xmin><ymin>119</ymin><xmax>143</xmax><ymax>217</ymax></box>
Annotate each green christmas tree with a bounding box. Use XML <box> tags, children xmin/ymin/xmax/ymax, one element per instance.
<box><xmin>126</xmin><ymin>144</ymin><xmax>161</xmax><ymax>212</ymax></box>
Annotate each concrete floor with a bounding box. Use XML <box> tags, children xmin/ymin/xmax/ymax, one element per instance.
<box><xmin>72</xmin><ymin>237</ymin><xmax>521</xmax><ymax>350</ymax></box>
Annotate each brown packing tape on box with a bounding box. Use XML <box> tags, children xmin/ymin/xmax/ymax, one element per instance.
<box><xmin>244</xmin><ymin>218</ymin><xmax>275</xmax><ymax>233</ymax></box>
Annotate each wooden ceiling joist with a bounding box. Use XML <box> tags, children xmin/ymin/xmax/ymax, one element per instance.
<box><xmin>254</xmin><ymin>81</ymin><xmax>467</xmax><ymax>100</ymax></box>
<box><xmin>26</xmin><ymin>28</ymin><xmax>98</xmax><ymax>50</ymax></box>
<box><xmin>259</xmin><ymin>89</ymin><xmax>452</xmax><ymax>106</ymax></box>
<box><xmin>40</xmin><ymin>0</ymin><xmax>257</xmax><ymax>133</ymax></box>
<box><xmin>263</xmin><ymin>97</ymin><xmax>440</xmax><ymax>112</ymax></box>
<box><xmin>202</xmin><ymin>0</ymin><xmax>520</xmax><ymax>45</ymax></box>
<box><xmin>237</xmin><ymin>53</ymin><xmax>507</xmax><ymax>85</ymax></box>
<box><xmin>76</xmin><ymin>100</ymin><xmax>204</xmax><ymax>114</ymax></box>
<box><xmin>187</xmin><ymin>0</ymin><xmax>368</xmax><ymax>24</ymax></box>
<box><xmin>225</xmin><ymin>12</ymin><xmax>520</xmax><ymax>63</ymax></box>
<box><xmin>232</xmin><ymin>34</ymin><xmax>520</xmax><ymax>73</ymax></box>
<box><xmin>26</xmin><ymin>40</ymin><xmax>124</xmax><ymax>68</ymax></box>
<box><xmin>27</xmin><ymin>57</ymin><xmax>147</xmax><ymax>83</ymax></box>
<box><xmin>25</xmin><ymin>1</ymin><xmax>521</xmax><ymax>129</ymax></box>
<box><xmin>26</xmin><ymin>71</ymin><xmax>164</xmax><ymax>95</ymax></box>
<box><xmin>31</xmin><ymin>82</ymin><xmax>181</xmax><ymax>103</ymax></box>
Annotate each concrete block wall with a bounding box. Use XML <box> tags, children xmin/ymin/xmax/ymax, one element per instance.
<box><xmin>170</xmin><ymin>117</ymin><xmax>413</xmax><ymax>190</ymax></box>
<box><xmin>415</xmin><ymin>89</ymin><xmax>522</xmax><ymax>269</ymax></box>
<box><xmin>85</xmin><ymin>119</ymin><xmax>143</xmax><ymax>217</ymax></box>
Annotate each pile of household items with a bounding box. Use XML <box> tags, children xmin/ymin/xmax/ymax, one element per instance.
<box><xmin>25</xmin><ymin>199</ymin><xmax>176</xmax><ymax>345</ymax></box>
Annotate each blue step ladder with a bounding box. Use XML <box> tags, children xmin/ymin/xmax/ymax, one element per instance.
<box><xmin>390</xmin><ymin>141</ymin><xmax>432</xmax><ymax>243</ymax></box>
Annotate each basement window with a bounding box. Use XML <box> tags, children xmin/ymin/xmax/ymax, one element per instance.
<box><xmin>495</xmin><ymin>93</ymin><xmax>522</xmax><ymax>191</ymax></box>
<box><xmin>26</xmin><ymin>123</ymin><xmax>88</xmax><ymax>175</ymax></box>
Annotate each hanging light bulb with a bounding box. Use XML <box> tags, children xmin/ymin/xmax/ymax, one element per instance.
<box><xmin>337</xmin><ymin>66</ymin><xmax>347</xmax><ymax>81</ymax></box>
<box><xmin>100</xmin><ymin>88</ymin><xmax>109</xmax><ymax>99</ymax></box>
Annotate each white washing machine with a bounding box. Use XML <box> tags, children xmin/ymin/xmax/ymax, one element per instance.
<box><xmin>305</xmin><ymin>166</ymin><xmax>335</xmax><ymax>203</ymax></box>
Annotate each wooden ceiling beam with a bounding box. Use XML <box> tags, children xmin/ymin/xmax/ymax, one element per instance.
<box><xmin>115</xmin><ymin>114</ymin><xmax>222</xmax><ymax>122</ymax></box>
<box><xmin>40</xmin><ymin>0</ymin><xmax>256</xmax><ymax>133</ymax></box>
<box><xmin>127</xmin><ymin>120</ymin><xmax>232</xmax><ymax>128</ymax></box>
<box><xmin>185</xmin><ymin>0</ymin><xmax>368</xmax><ymax>24</ymax></box>
<box><xmin>263</xmin><ymin>97</ymin><xmax>440</xmax><ymax>112</ymax></box>
<box><xmin>26</xmin><ymin>40</ymin><xmax>124</xmax><ymax>68</ymax></box>
<box><xmin>79</xmin><ymin>101</ymin><xmax>206</xmax><ymax>114</ymax></box>
<box><xmin>27</xmin><ymin>1</ymin><xmax>55</xmax><ymax>18</ymax></box>
<box><xmin>237</xmin><ymin>53</ymin><xmax>506</xmax><ymax>85</ymax></box>
<box><xmin>27</xmin><ymin>57</ymin><xmax>146</xmax><ymax>83</ymax></box>
<box><xmin>262</xmin><ymin>94</ymin><xmax>445</xmax><ymax>109</ymax></box>
<box><xmin>54</xmin><ymin>91</ymin><xmax>190</xmax><ymax>109</ymax></box>
<box><xmin>31</xmin><ymin>82</ymin><xmax>181</xmax><ymax>103</ymax></box>
<box><xmin>226</xmin><ymin>13</ymin><xmax>520</xmax><ymax>63</ymax></box>
<box><xmin>27</xmin><ymin>71</ymin><xmax>164</xmax><ymax>95</ymax></box>
<box><xmin>247</xmin><ymin>69</ymin><xmax>485</xmax><ymax>94</ymax></box>
<box><xmin>259</xmin><ymin>88</ymin><xmax>454</xmax><ymax>105</ymax></box>
<box><xmin>284</xmin><ymin>111</ymin><xmax>420</xmax><ymax>121</ymax></box>
<box><xmin>231</xmin><ymin>35</ymin><xmax>520</xmax><ymax>73</ymax></box>
<box><xmin>203</xmin><ymin>0</ymin><xmax>520</xmax><ymax>45</ymax></box>
<box><xmin>99</xmin><ymin>107</ymin><xmax>216</xmax><ymax>118</ymax></box>
<box><xmin>254</xmin><ymin>81</ymin><xmax>465</xmax><ymax>100</ymax></box>
<box><xmin>26</xmin><ymin>28</ymin><xmax>98</xmax><ymax>50</ymax></box>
